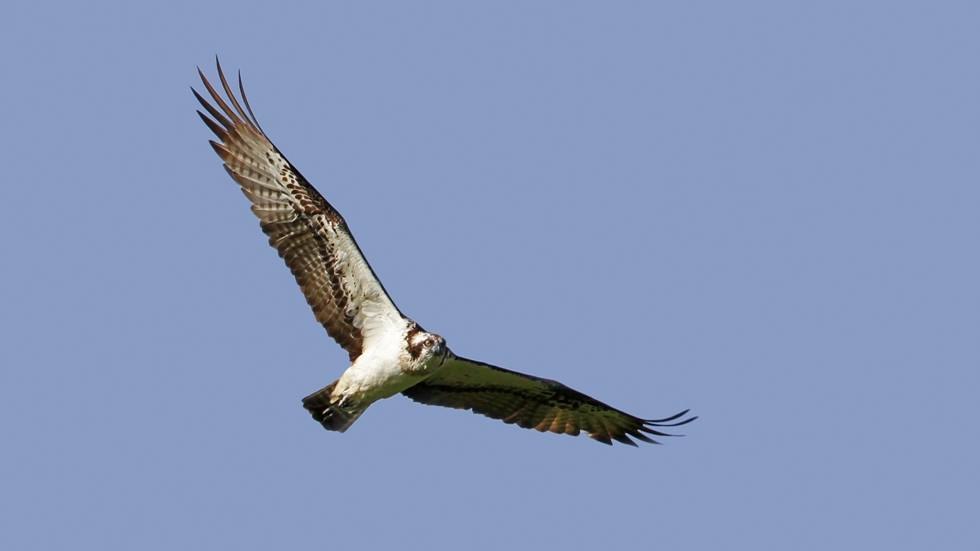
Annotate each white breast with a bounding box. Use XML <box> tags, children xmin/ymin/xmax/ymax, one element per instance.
<box><xmin>335</xmin><ymin>318</ymin><xmax>420</xmax><ymax>404</ymax></box>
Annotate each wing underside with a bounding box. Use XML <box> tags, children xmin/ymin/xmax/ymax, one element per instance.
<box><xmin>194</xmin><ymin>60</ymin><xmax>402</xmax><ymax>360</ymax></box>
<box><xmin>403</xmin><ymin>355</ymin><xmax>696</xmax><ymax>446</ymax></box>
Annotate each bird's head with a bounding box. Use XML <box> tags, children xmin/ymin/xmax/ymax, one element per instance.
<box><xmin>407</xmin><ymin>327</ymin><xmax>449</xmax><ymax>371</ymax></box>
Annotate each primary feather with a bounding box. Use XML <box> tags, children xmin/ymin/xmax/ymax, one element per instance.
<box><xmin>195</xmin><ymin>59</ymin><xmax>696</xmax><ymax>446</ymax></box>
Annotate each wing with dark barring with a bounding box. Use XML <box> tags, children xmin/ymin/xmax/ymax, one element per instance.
<box><xmin>403</xmin><ymin>355</ymin><xmax>696</xmax><ymax>446</ymax></box>
<box><xmin>194</xmin><ymin>60</ymin><xmax>402</xmax><ymax>361</ymax></box>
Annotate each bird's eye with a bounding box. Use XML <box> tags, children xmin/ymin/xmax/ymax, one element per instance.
<box><xmin>424</xmin><ymin>337</ymin><xmax>435</xmax><ymax>347</ymax></box>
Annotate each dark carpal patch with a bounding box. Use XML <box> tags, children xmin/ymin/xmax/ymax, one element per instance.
<box><xmin>195</xmin><ymin>61</ymin><xmax>405</xmax><ymax>363</ymax></box>
<box><xmin>196</xmin><ymin>60</ymin><xmax>696</xmax><ymax>447</ymax></box>
<box><xmin>402</xmin><ymin>356</ymin><xmax>697</xmax><ymax>446</ymax></box>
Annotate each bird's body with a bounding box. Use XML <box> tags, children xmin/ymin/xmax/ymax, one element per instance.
<box><xmin>314</xmin><ymin>320</ymin><xmax>448</xmax><ymax>431</ymax></box>
<box><xmin>194</xmin><ymin>60</ymin><xmax>695</xmax><ymax>446</ymax></box>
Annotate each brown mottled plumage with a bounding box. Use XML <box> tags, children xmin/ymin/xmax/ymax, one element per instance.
<box><xmin>403</xmin><ymin>357</ymin><xmax>695</xmax><ymax>446</ymax></box>
<box><xmin>194</xmin><ymin>60</ymin><xmax>400</xmax><ymax>361</ymax></box>
<box><xmin>195</xmin><ymin>59</ymin><xmax>696</xmax><ymax>446</ymax></box>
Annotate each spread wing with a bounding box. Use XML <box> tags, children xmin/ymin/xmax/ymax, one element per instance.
<box><xmin>194</xmin><ymin>60</ymin><xmax>402</xmax><ymax>360</ymax></box>
<box><xmin>403</xmin><ymin>355</ymin><xmax>696</xmax><ymax>446</ymax></box>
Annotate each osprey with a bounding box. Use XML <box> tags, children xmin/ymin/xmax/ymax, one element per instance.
<box><xmin>194</xmin><ymin>61</ymin><xmax>696</xmax><ymax>446</ymax></box>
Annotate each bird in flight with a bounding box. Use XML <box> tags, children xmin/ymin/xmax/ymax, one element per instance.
<box><xmin>193</xmin><ymin>60</ymin><xmax>696</xmax><ymax>446</ymax></box>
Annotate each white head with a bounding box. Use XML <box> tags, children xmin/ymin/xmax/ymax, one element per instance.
<box><xmin>406</xmin><ymin>325</ymin><xmax>449</xmax><ymax>371</ymax></box>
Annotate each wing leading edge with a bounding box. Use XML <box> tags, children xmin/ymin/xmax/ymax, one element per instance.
<box><xmin>403</xmin><ymin>355</ymin><xmax>696</xmax><ymax>446</ymax></box>
<box><xmin>194</xmin><ymin>60</ymin><xmax>403</xmax><ymax>361</ymax></box>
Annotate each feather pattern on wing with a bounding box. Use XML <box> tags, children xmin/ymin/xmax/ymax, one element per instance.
<box><xmin>194</xmin><ymin>60</ymin><xmax>402</xmax><ymax>360</ymax></box>
<box><xmin>403</xmin><ymin>355</ymin><xmax>697</xmax><ymax>446</ymax></box>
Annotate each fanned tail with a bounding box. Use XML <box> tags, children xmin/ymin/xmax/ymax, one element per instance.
<box><xmin>301</xmin><ymin>381</ymin><xmax>364</xmax><ymax>432</ymax></box>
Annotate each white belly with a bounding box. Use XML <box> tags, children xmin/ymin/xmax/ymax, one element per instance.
<box><xmin>334</xmin><ymin>330</ymin><xmax>424</xmax><ymax>404</ymax></box>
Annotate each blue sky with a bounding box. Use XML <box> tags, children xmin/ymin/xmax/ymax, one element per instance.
<box><xmin>2</xmin><ymin>1</ymin><xmax>978</xmax><ymax>549</ymax></box>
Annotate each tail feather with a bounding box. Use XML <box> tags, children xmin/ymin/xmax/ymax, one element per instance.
<box><xmin>302</xmin><ymin>381</ymin><xmax>363</xmax><ymax>433</ymax></box>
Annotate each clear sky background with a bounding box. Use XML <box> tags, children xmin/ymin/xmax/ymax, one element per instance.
<box><xmin>1</xmin><ymin>1</ymin><xmax>977</xmax><ymax>549</ymax></box>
